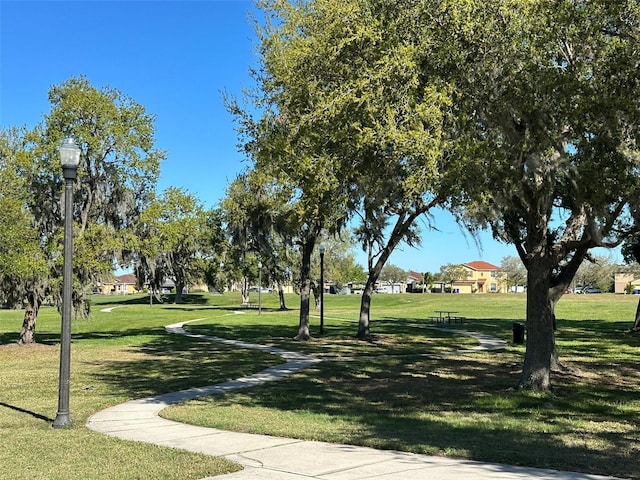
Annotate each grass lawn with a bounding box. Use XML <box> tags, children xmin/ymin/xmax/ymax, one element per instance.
<box><xmin>165</xmin><ymin>291</ymin><xmax>640</xmax><ymax>479</ymax></box>
<box><xmin>2</xmin><ymin>291</ymin><xmax>640</xmax><ymax>479</ymax></box>
<box><xmin>0</xmin><ymin>295</ymin><xmax>278</xmax><ymax>480</ymax></box>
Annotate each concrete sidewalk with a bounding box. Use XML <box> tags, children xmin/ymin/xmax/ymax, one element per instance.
<box><xmin>86</xmin><ymin>318</ymin><xmax>624</xmax><ymax>480</ymax></box>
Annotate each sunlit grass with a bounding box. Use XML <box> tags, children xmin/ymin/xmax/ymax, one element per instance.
<box><xmin>3</xmin><ymin>291</ymin><xmax>640</xmax><ymax>478</ymax></box>
<box><xmin>163</xmin><ymin>291</ymin><xmax>640</xmax><ymax>478</ymax></box>
<box><xmin>0</xmin><ymin>299</ymin><xmax>276</xmax><ymax>480</ymax></box>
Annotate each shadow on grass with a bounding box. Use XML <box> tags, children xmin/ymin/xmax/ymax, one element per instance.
<box><xmin>3</xmin><ymin>327</ymin><xmax>173</xmax><ymax>347</ymax></box>
<box><xmin>89</xmin><ymin>333</ymin><xmax>280</xmax><ymax>399</ymax></box>
<box><xmin>156</xmin><ymin>316</ymin><xmax>640</xmax><ymax>478</ymax></box>
<box><xmin>0</xmin><ymin>332</ymin><xmax>20</xmax><ymax>344</ymax></box>
<box><xmin>60</xmin><ymin>310</ymin><xmax>640</xmax><ymax>478</ymax></box>
<box><xmin>201</xmin><ymin>353</ymin><xmax>639</xmax><ymax>478</ymax></box>
<box><xmin>91</xmin><ymin>293</ymin><xmax>212</xmax><ymax>306</ymax></box>
<box><xmin>555</xmin><ymin>318</ymin><xmax>640</xmax><ymax>358</ymax></box>
<box><xmin>0</xmin><ymin>401</ymin><xmax>54</xmax><ymax>423</ymax></box>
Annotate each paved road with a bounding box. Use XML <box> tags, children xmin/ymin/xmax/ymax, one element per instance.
<box><xmin>87</xmin><ymin>317</ymin><xmax>624</xmax><ymax>480</ymax></box>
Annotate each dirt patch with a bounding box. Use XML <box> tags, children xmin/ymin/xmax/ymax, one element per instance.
<box><xmin>0</xmin><ymin>342</ymin><xmax>55</xmax><ymax>349</ymax></box>
<box><xmin>0</xmin><ymin>343</ymin><xmax>57</xmax><ymax>360</ymax></box>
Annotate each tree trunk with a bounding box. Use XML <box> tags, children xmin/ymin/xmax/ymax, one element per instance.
<box><xmin>520</xmin><ymin>258</ymin><xmax>555</xmax><ymax>391</ymax></box>
<box><xmin>174</xmin><ymin>281</ymin><xmax>185</xmax><ymax>304</ymax></box>
<box><xmin>277</xmin><ymin>283</ymin><xmax>287</xmax><ymax>310</ymax></box>
<box><xmin>547</xmin><ymin>299</ymin><xmax>560</xmax><ymax>371</ymax></box>
<box><xmin>295</xmin><ymin>239</ymin><xmax>314</xmax><ymax>340</ymax></box>
<box><xmin>18</xmin><ymin>294</ymin><xmax>40</xmax><ymax>344</ymax></box>
<box><xmin>356</xmin><ymin>278</ymin><xmax>376</xmax><ymax>338</ymax></box>
<box><xmin>241</xmin><ymin>275</ymin><xmax>250</xmax><ymax>305</ymax></box>
<box><xmin>312</xmin><ymin>282</ymin><xmax>320</xmax><ymax>309</ymax></box>
<box><xmin>356</xmin><ymin>247</ymin><xmax>390</xmax><ymax>339</ymax></box>
<box><xmin>356</xmin><ymin>211</ymin><xmax>417</xmax><ymax>338</ymax></box>
<box><xmin>297</xmin><ymin>278</ymin><xmax>312</xmax><ymax>340</ymax></box>
<box><xmin>153</xmin><ymin>288</ymin><xmax>163</xmax><ymax>304</ymax></box>
<box><xmin>632</xmin><ymin>298</ymin><xmax>640</xmax><ymax>331</ymax></box>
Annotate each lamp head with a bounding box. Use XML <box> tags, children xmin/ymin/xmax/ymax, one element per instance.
<box><xmin>319</xmin><ymin>245</ymin><xmax>326</xmax><ymax>255</ymax></box>
<box><xmin>59</xmin><ymin>138</ymin><xmax>81</xmax><ymax>179</ymax></box>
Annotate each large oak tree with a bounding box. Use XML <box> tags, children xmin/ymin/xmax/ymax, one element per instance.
<box><xmin>440</xmin><ymin>1</ymin><xmax>640</xmax><ymax>389</ymax></box>
<box><xmin>15</xmin><ymin>76</ymin><xmax>164</xmax><ymax>343</ymax></box>
<box><xmin>238</xmin><ymin>0</ymin><xmax>450</xmax><ymax>339</ymax></box>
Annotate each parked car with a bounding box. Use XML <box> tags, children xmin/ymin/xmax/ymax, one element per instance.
<box><xmin>582</xmin><ymin>286</ymin><xmax>601</xmax><ymax>294</ymax></box>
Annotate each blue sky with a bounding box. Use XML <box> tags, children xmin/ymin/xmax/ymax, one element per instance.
<box><xmin>0</xmin><ymin>0</ymin><xmax>521</xmax><ymax>273</ymax></box>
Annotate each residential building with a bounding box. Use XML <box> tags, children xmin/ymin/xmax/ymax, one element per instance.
<box><xmin>614</xmin><ymin>272</ymin><xmax>640</xmax><ymax>294</ymax></box>
<box><xmin>95</xmin><ymin>273</ymin><xmax>139</xmax><ymax>295</ymax></box>
<box><xmin>452</xmin><ymin>261</ymin><xmax>506</xmax><ymax>294</ymax></box>
<box><xmin>405</xmin><ymin>271</ymin><xmax>424</xmax><ymax>292</ymax></box>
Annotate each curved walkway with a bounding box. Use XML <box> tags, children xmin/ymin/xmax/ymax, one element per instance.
<box><xmin>87</xmin><ymin>318</ymin><xmax>620</xmax><ymax>480</ymax></box>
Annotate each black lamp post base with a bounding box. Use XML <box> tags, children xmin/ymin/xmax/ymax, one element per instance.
<box><xmin>52</xmin><ymin>413</ymin><xmax>73</xmax><ymax>428</ymax></box>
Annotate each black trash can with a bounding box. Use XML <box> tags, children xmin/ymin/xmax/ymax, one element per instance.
<box><xmin>512</xmin><ymin>322</ymin><xmax>525</xmax><ymax>344</ymax></box>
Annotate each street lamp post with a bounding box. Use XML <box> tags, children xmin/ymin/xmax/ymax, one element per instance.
<box><xmin>53</xmin><ymin>138</ymin><xmax>81</xmax><ymax>428</ymax></box>
<box><xmin>258</xmin><ymin>261</ymin><xmax>262</xmax><ymax>316</ymax></box>
<box><xmin>319</xmin><ymin>245</ymin><xmax>325</xmax><ymax>334</ymax></box>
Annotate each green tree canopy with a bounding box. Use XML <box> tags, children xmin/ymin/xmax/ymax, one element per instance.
<box><xmin>221</xmin><ymin>171</ymin><xmax>298</xmax><ymax>309</ymax></box>
<box><xmin>442</xmin><ymin>0</ymin><xmax>640</xmax><ymax>389</ymax></box>
<box><xmin>13</xmin><ymin>76</ymin><xmax>164</xmax><ymax>343</ymax></box>
<box><xmin>379</xmin><ymin>264</ymin><xmax>407</xmax><ymax>285</ymax></box>
<box><xmin>136</xmin><ymin>187</ymin><xmax>214</xmax><ymax>304</ymax></box>
<box><xmin>236</xmin><ymin>0</ymin><xmax>451</xmax><ymax>338</ymax></box>
<box><xmin>438</xmin><ymin>263</ymin><xmax>467</xmax><ymax>292</ymax></box>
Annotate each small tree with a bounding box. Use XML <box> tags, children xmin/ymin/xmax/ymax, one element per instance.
<box><xmin>136</xmin><ymin>188</ymin><xmax>212</xmax><ymax>304</ymax></box>
<box><xmin>221</xmin><ymin>172</ymin><xmax>301</xmax><ymax>310</ymax></box>
<box><xmin>422</xmin><ymin>272</ymin><xmax>435</xmax><ymax>293</ymax></box>
<box><xmin>439</xmin><ymin>264</ymin><xmax>467</xmax><ymax>293</ymax></box>
<box><xmin>574</xmin><ymin>255</ymin><xmax>616</xmax><ymax>293</ymax></box>
<box><xmin>379</xmin><ymin>264</ymin><xmax>407</xmax><ymax>287</ymax></box>
<box><xmin>501</xmin><ymin>256</ymin><xmax>527</xmax><ymax>293</ymax></box>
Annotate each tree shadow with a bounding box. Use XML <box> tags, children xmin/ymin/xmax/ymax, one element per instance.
<box><xmin>89</xmin><ymin>333</ymin><xmax>280</xmax><ymax>399</ymax></box>
<box><xmin>0</xmin><ymin>332</ymin><xmax>20</xmax><ymax>344</ymax></box>
<box><xmin>91</xmin><ymin>293</ymin><xmax>211</xmax><ymax>306</ymax></box>
<box><xmin>203</xmin><ymin>353</ymin><xmax>638</xmax><ymax>478</ymax></box>
<box><xmin>162</xmin><ymin>315</ymin><xmax>639</xmax><ymax>478</ymax></box>
<box><xmin>11</xmin><ymin>326</ymin><xmax>173</xmax><ymax>346</ymax></box>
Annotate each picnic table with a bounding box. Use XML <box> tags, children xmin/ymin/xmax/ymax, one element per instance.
<box><xmin>429</xmin><ymin>310</ymin><xmax>465</xmax><ymax>324</ymax></box>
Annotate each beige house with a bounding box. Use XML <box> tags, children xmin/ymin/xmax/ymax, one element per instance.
<box><xmin>614</xmin><ymin>272</ymin><xmax>640</xmax><ymax>294</ymax></box>
<box><xmin>95</xmin><ymin>274</ymin><xmax>139</xmax><ymax>295</ymax></box>
<box><xmin>452</xmin><ymin>261</ymin><xmax>506</xmax><ymax>294</ymax></box>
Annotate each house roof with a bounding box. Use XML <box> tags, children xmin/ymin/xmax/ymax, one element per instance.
<box><xmin>407</xmin><ymin>271</ymin><xmax>424</xmax><ymax>282</ymax></box>
<box><xmin>463</xmin><ymin>261</ymin><xmax>501</xmax><ymax>271</ymax></box>
<box><xmin>116</xmin><ymin>273</ymin><xmax>137</xmax><ymax>285</ymax></box>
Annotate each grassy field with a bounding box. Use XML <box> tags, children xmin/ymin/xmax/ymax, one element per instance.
<box><xmin>2</xmin><ymin>291</ymin><xmax>640</xmax><ymax>479</ymax></box>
